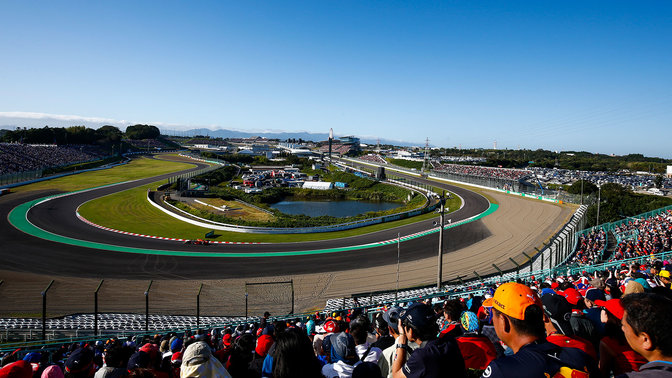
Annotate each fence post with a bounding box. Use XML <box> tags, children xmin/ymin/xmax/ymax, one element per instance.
<box><xmin>290</xmin><ymin>280</ymin><xmax>295</xmax><ymax>315</ymax></box>
<box><xmin>197</xmin><ymin>283</ymin><xmax>203</xmax><ymax>330</ymax></box>
<box><xmin>509</xmin><ymin>258</ymin><xmax>520</xmax><ymax>278</ymax></box>
<box><xmin>473</xmin><ymin>271</ymin><xmax>482</xmax><ymax>281</ymax></box>
<box><xmin>41</xmin><ymin>280</ymin><xmax>54</xmax><ymax>341</ymax></box>
<box><xmin>145</xmin><ymin>280</ymin><xmax>153</xmax><ymax>334</ymax></box>
<box><xmin>492</xmin><ymin>264</ymin><xmax>504</xmax><ymax>277</ymax></box>
<box><xmin>94</xmin><ymin>280</ymin><xmax>104</xmax><ymax>337</ymax></box>
<box><xmin>522</xmin><ymin>252</ymin><xmax>533</xmax><ymax>273</ymax></box>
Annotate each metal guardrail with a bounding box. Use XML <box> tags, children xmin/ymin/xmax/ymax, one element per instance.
<box><xmin>153</xmin><ymin>180</ymin><xmax>434</xmax><ymax>234</ymax></box>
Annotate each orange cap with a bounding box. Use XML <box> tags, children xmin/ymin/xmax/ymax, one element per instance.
<box><xmin>492</xmin><ymin>282</ymin><xmax>542</xmax><ymax>320</ymax></box>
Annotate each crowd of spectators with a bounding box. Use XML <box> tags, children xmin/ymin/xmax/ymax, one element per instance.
<box><xmin>0</xmin><ymin>143</ymin><xmax>106</xmax><ymax>175</ymax></box>
<box><xmin>124</xmin><ymin>139</ymin><xmax>172</xmax><ymax>150</ymax></box>
<box><xmin>358</xmin><ymin>154</ymin><xmax>387</xmax><ymax>165</ymax></box>
<box><xmin>432</xmin><ymin>163</ymin><xmax>530</xmax><ymax>181</ymax></box>
<box><xmin>570</xmin><ymin>229</ymin><xmax>607</xmax><ymax>266</ymax></box>
<box><xmin>529</xmin><ymin>167</ymin><xmax>672</xmax><ymax>191</ymax></box>
<box><xmin>3</xmin><ymin>260</ymin><xmax>672</xmax><ymax>378</ymax></box>
<box><xmin>611</xmin><ymin>210</ymin><xmax>672</xmax><ymax>262</ymax></box>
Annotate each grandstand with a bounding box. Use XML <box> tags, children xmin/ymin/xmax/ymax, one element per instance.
<box><xmin>0</xmin><ymin>143</ymin><xmax>106</xmax><ymax>175</ymax></box>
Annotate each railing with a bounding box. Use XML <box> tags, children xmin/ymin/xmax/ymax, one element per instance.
<box><xmin>150</xmin><ymin>182</ymin><xmax>434</xmax><ymax>234</ymax></box>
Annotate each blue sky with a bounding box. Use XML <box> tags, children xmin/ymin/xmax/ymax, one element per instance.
<box><xmin>1</xmin><ymin>1</ymin><xmax>671</xmax><ymax>157</ymax></box>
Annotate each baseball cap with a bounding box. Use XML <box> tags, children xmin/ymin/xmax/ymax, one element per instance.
<box><xmin>330</xmin><ymin>332</ymin><xmax>357</xmax><ymax>364</ymax></box>
<box><xmin>492</xmin><ymin>282</ymin><xmax>542</xmax><ymax>320</ymax></box>
<box><xmin>660</xmin><ymin>270</ymin><xmax>671</xmax><ymax>279</ymax></box>
<box><xmin>65</xmin><ymin>348</ymin><xmax>94</xmax><ymax>375</ymax></box>
<box><xmin>0</xmin><ymin>360</ymin><xmax>32</xmax><ymax>378</ymax></box>
<box><xmin>541</xmin><ymin>293</ymin><xmax>573</xmax><ymax>335</ymax></box>
<box><xmin>562</xmin><ymin>288</ymin><xmax>583</xmax><ymax>306</ymax></box>
<box><xmin>595</xmin><ymin>299</ymin><xmax>624</xmax><ymax>320</ymax></box>
<box><xmin>585</xmin><ymin>288</ymin><xmax>606</xmax><ymax>302</ymax></box>
<box><xmin>400</xmin><ymin>303</ymin><xmax>436</xmax><ymax>331</ymax></box>
<box><xmin>323</xmin><ymin>320</ymin><xmax>338</xmax><ymax>333</ymax></box>
<box><xmin>382</xmin><ymin>306</ymin><xmax>403</xmax><ymax>333</ymax></box>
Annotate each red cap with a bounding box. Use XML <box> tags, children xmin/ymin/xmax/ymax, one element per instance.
<box><xmin>0</xmin><ymin>360</ymin><xmax>32</xmax><ymax>378</ymax></box>
<box><xmin>324</xmin><ymin>320</ymin><xmax>338</xmax><ymax>333</ymax></box>
<box><xmin>595</xmin><ymin>299</ymin><xmax>624</xmax><ymax>320</ymax></box>
<box><xmin>563</xmin><ymin>288</ymin><xmax>583</xmax><ymax>306</ymax></box>
<box><xmin>222</xmin><ymin>334</ymin><xmax>232</xmax><ymax>347</ymax></box>
<box><xmin>171</xmin><ymin>351</ymin><xmax>183</xmax><ymax>363</ymax></box>
<box><xmin>255</xmin><ymin>335</ymin><xmax>274</xmax><ymax>357</ymax></box>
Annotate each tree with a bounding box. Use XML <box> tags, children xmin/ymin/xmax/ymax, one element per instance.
<box><xmin>567</xmin><ymin>180</ymin><xmax>598</xmax><ymax>195</ymax></box>
<box><xmin>125</xmin><ymin>124</ymin><xmax>160</xmax><ymax>140</ymax></box>
<box><xmin>655</xmin><ymin>175</ymin><xmax>664</xmax><ymax>189</ymax></box>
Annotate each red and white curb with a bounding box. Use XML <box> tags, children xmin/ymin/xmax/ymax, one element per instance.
<box><xmin>75</xmin><ymin>211</ymin><xmax>262</xmax><ymax>244</ymax></box>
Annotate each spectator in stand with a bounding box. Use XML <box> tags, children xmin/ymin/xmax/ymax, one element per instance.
<box><xmin>42</xmin><ymin>365</ymin><xmax>65</xmax><ymax>378</ymax></box>
<box><xmin>322</xmin><ymin>332</ymin><xmax>360</xmax><ymax>378</ymax></box>
<box><xmin>561</xmin><ymin>287</ymin><xmax>599</xmax><ymax>346</ymax></box>
<box><xmin>272</xmin><ymin>328</ymin><xmax>322</xmax><ymax>378</ymax></box>
<box><xmin>482</xmin><ymin>282</ymin><xmax>597</xmax><ymax>378</ymax></box>
<box><xmin>583</xmin><ymin>288</ymin><xmax>607</xmax><ymax>337</ymax></box>
<box><xmin>180</xmin><ymin>341</ymin><xmax>231</xmax><ymax>378</ymax></box>
<box><xmin>250</xmin><ymin>332</ymin><xmax>273</xmax><ymax>376</ymax></box>
<box><xmin>350</xmin><ymin>315</ymin><xmax>383</xmax><ymax>363</ymax></box>
<box><xmin>378</xmin><ymin>307</ymin><xmax>417</xmax><ymax>378</ymax></box>
<box><xmin>439</xmin><ymin>299</ymin><xmax>464</xmax><ymax>338</ymax></box>
<box><xmin>226</xmin><ymin>334</ymin><xmax>257</xmax><ymax>378</ymax></box>
<box><xmin>659</xmin><ymin>269</ymin><xmax>672</xmax><ymax>289</ymax></box>
<box><xmin>618</xmin><ymin>293</ymin><xmax>672</xmax><ymax>377</ymax></box>
<box><xmin>454</xmin><ymin>311</ymin><xmax>497</xmax><ymax>374</ymax></box>
<box><xmin>352</xmin><ymin>362</ymin><xmax>383</xmax><ymax>378</ymax></box>
<box><xmin>65</xmin><ymin>347</ymin><xmax>96</xmax><ymax>378</ymax></box>
<box><xmin>313</xmin><ymin>320</ymin><xmax>339</xmax><ymax>359</ymax></box>
<box><xmin>371</xmin><ymin>314</ymin><xmax>394</xmax><ymax>351</ymax></box>
<box><xmin>541</xmin><ymin>293</ymin><xmax>597</xmax><ymax>361</ymax></box>
<box><xmin>94</xmin><ymin>345</ymin><xmax>126</xmax><ymax>378</ymax></box>
<box><xmin>594</xmin><ymin>299</ymin><xmax>647</xmax><ymax>377</ymax></box>
<box><xmin>392</xmin><ymin>303</ymin><xmax>465</xmax><ymax>378</ymax></box>
<box><xmin>0</xmin><ymin>360</ymin><xmax>32</xmax><ymax>378</ymax></box>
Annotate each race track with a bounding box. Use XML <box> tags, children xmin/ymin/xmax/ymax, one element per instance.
<box><xmin>0</xmin><ymin>156</ymin><xmax>573</xmax><ymax>315</ymax></box>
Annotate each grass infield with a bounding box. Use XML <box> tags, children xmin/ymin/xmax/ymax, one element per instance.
<box><xmin>14</xmin><ymin>154</ymin><xmax>467</xmax><ymax>243</ymax></box>
<box><xmin>78</xmin><ymin>180</ymin><xmax>464</xmax><ymax>243</ymax></box>
<box><xmin>11</xmin><ymin>155</ymin><xmax>195</xmax><ymax>193</ymax></box>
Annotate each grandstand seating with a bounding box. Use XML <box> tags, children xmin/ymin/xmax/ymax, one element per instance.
<box><xmin>0</xmin><ymin>143</ymin><xmax>106</xmax><ymax>175</ymax></box>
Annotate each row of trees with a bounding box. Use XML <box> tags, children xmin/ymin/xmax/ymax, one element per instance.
<box><xmin>1</xmin><ymin>124</ymin><xmax>162</xmax><ymax>145</ymax></box>
<box><xmin>422</xmin><ymin>148</ymin><xmax>671</xmax><ymax>173</ymax></box>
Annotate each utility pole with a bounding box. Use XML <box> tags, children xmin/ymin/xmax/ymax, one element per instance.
<box><xmin>436</xmin><ymin>191</ymin><xmax>446</xmax><ymax>289</ymax></box>
<box><xmin>396</xmin><ymin>232</ymin><xmax>401</xmax><ymax>302</ymax></box>
<box><xmin>596</xmin><ymin>185</ymin><xmax>602</xmax><ymax>227</ymax></box>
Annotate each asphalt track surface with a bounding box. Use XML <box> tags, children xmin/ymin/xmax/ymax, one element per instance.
<box><xmin>1</xmin><ymin>156</ymin><xmax>491</xmax><ymax>280</ymax></box>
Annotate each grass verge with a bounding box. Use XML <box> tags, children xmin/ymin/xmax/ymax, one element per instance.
<box><xmin>11</xmin><ymin>155</ymin><xmax>195</xmax><ymax>193</ymax></box>
<box><xmin>78</xmin><ymin>182</ymin><xmax>463</xmax><ymax>243</ymax></box>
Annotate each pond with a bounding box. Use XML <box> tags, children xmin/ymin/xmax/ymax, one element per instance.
<box><xmin>269</xmin><ymin>199</ymin><xmax>401</xmax><ymax>218</ymax></box>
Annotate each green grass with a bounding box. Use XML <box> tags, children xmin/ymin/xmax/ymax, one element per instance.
<box><xmin>13</xmin><ymin>155</ymin><xmax>196</xmax><ymax>193</ymax></box>
<box><xmin>14</xmin><ymin>153</ymin><xmax>470</xmax><ymax>243</ymax></box>
<box><xmin>78</xmin><ymin>181</ymin><xmax>464</xmax><ymax>243</ymax></box>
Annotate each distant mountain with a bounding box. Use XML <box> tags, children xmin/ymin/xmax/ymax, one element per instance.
<box><xmin>0</xmin><ymin>113</ymin><xmax>417</xmax><ymax>147</ymax></box>
<box><xmin>166</xmin><ymin>127</ymin><xmax>416</xmax><ymax>147</ymax></box>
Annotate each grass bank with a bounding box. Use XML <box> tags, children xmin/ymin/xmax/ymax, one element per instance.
<box><xmin>12</xmin><ymin>155</ymin><xmax>195</xmax><ymax>193</ymax></box>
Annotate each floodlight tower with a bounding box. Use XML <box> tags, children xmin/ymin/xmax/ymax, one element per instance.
<box><xmin>328</xmin><ymin>128</ymin><xmax>333</xmax><ymax>162</ymax></box>
<box><xmin>421</xmin><ymin>137</ymin><xmax>430</xmax><ymax>172</ymax></box>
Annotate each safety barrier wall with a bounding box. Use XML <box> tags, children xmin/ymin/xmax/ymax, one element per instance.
<box><xmin>149</xmin><ymin>180</ymin><xmax>435</xmax><ymax>234</ymax></box>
